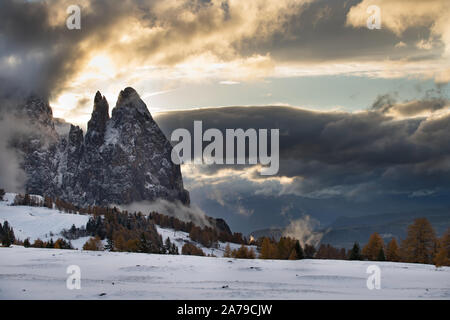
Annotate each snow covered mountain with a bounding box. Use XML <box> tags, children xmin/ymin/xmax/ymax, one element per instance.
<box><xmin>0</xmin><ymin>193</ymin><xmax>246</xmax><ymax>255</ymax></box>
<box><xmin>15</xmin><ymin>88</ymin><xmax>189</xmax><ymax>207</ymax></box>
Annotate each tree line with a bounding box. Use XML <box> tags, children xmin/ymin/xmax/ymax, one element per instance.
<box><xmin>252</xmin><ymin>217</ymin><xmax>449</xmax><ymax>267</ymax></box>
<box><xmin>8</xmin><ymin>192</ymin><xmax>248</xmax><ymax>254</ymax></box>
<box><xmin>3</xmin><ymin>191</ymin><xmax>449</xmax><ymax>266</ymax></box>
<box><xmin>11</xmin><ymin>192</ymin><xmax>248</xmax><ymax>250</ymax></box>
<box><xmin>349</xmin><ymin>218</ymin><xmax>450</xmax><ymax>267</ymax></box>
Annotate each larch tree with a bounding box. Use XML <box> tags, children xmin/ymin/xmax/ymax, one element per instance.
<box><xmin>362</xmin><ymin>232</ymin><xmax>384</xmax><ymax>261</ymax></box>
<box><xmin>260</xmin><ymin>238</ymin><xmax>276</xmax><ymax>259</ymax></box>
<box><xmin>288</xmin><ymin>249</ymin><xmax>297</xmax><ymax>260</ymax></box>
<box><xmin>401</xmin><ymin>218</ymin><xmax>437</xmax><ymax>264</ymax></box>
<box><xmin>434</xmin><ymin>228</ymin><xmax>450</xmax><ymax>267</ymax></box>
<box><xmin>386</xmin><ymin>238</ymin><xmax>401</xmax><ymax>262</ymax></box>
<box><xmin>223</xmin><ymin>243</ymin><xmax>232</xmax><ymax>258</ymax></box>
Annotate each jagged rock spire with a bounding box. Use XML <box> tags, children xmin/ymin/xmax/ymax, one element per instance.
<box><xmin>85</xmin><ymin>91</ymin><xmax>109</xmax><ymax>146</ymax></box>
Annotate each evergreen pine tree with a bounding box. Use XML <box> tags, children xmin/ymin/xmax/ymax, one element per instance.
<box><xmin>304</xmin><ymin>243</ymin><xmax>316</xmax><ymax>259</ymax></box>
<box><xmin>2</xmin><ymin>235</ymin><xmax>12</xmax><ymax>247</ymax></box>
<box><xmin>164</xmin><ymin>237</ymin><xmax>172</xmax><ymax>254</ymax></box>
<box><xmin>46</xmin><ymin>238</ymin><xmax>54</xmax><ymax>248</ymax></box>
<box><xmin>23</xmin><ymin>238</ymin><xmax>31</xmax><ymax>248</ymax></box>
<box><xmin>294</xmin><ymin>240</ymin><xmax>304</xmax><ymax>259</ymax></box>
<box><xmin>377</xmin><ymin>247</ymin><xmax>386</xmax><ymax>261</ymax></box>
<box><xmin>137</xmin><ymin>233</ymin><xmax>151</xmax><ymax>253</ymax></box>
<box><xmin>1</xmin><ymin>221</ymin><xmax>14</xmax><ymax>247</ymax></box>
<box><xmin>349</xmin><ymin>242</ymin><xmax>362</xmax><ymax>260</ymax></box>
<box><xmin>105</xmin><ymin>237</ymin><xmax>115</xmax><ymax>251</ymax></box>
<box><xmin>170</xmin><ymin>243</ymin><xmax>179</xmax><ymax>255</ymax></box>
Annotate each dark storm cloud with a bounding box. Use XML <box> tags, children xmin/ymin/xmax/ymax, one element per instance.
<box><xmin>0</xmin><ymin>0</ymin><xmax>308</xmax><ymax>100</ymax></box>
<box><xmin>2</xmin><ymin>0</ymin><xmax>446</xmax><ymax>105</ymax></box>
<box><xmin>155</xmin><ymin>99</ymin><xmax>450</xmax><ymax>199</ymax></box>
<box><xmin>0</xmin><ymin>0</ymin><xmax>130</xmax><ymax>100</ymax></box>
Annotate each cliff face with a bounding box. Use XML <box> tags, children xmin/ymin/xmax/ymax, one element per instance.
<box><xmin>18</xmin><ymin>87</ymin><xmax>190</xmax><ymax>207</ymax></box>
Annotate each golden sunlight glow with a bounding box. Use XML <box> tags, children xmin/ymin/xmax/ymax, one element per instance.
<box><xmin>85</xmin><ymin>54</ymin><xmax>116</xmax><ymax>78</ymax></box>
<box><xmin>51</xmin><ymin>93</ymin><xmax>81</xmax><ymax>118</ymax></box>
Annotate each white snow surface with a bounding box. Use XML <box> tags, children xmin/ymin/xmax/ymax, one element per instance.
<box><xmin>0</xmin><ymin>194</ymin><xmax>252</xmax><ymax>253</ymax></box>
<box><xmin>0</xmin><ymin>246</ymin><xmax>449</xmax><ymax>300</ymax></box>
<box><xmin>156</xmin><ymin>226</ymin><xmax>256</xmax><ymax>257</ymax></box>
<box><xmin>0</xmin><ymin>193</ymin><xmax>89</xmax><ymax>247</ymax></box>
<box><xmin>1</xmin><ymin>193</ymin><xmax>449</xmax><ymax>300</ymax></box>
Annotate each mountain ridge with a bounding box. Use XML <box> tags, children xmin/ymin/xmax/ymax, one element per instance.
<box><xmin>17</xmin><ymin>87</ymin><xmax>190</xmax><ymax>207</ymax></box>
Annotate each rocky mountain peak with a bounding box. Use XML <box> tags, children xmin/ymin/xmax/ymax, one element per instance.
<box><xmin>14</xmin><ymin>94</ymin><xmax>58</xmax><ymax>145</ymax></box>
<box><xmin>113</xmin><ymin>86</ymin><xmax>151</xmax><ymax>120</ymax></box>
<box><xmin>20</xmin><ymin>87</ymin><xmax>190</xmax><ymax>207</ymax></box>
<box><xmin>89</xmin><ymin>91</ymin><xmax>109</xmax><ymax>127</ymax></box>
<box><xmin>68</xmin><ymin>124</ymin><xmax>84</xmax><ymax>148</ymax></box>
<box><xmin>85</xmin><ymin>91</ymin><xmax>109</xmax><ymax>146</ymax></box>
<box><xmin>19</xmin><ymin>94</ymin><xmax>55</xmax><ymax>130</ymax></box>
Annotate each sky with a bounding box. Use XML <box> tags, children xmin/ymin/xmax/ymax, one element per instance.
<box><xmin>1</xmin><ymin>0</ymin><xmax>450</xmax><ymax>233</ymax></box>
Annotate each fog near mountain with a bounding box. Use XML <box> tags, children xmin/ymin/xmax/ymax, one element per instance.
<box><xmin>282</xmin><ymin>216</ymin><xmax>324</xmax><ymax>247</ymax></box>
<box><xmin>0</xmin><ymin>114</ymin><xmax>28</xmax><ymax>192</ymax></box>
<box><xmin>118</xmin><ymin>199</ymin><xmax>212</xmax><ymax>229</ymax></box>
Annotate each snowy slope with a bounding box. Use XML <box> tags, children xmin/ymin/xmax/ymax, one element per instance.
<box><xmin>0</xmin><ymin>193</ymin><xmax>89</xmax><ymax>247</ymax></box>
<box><xmin>0</xmin><ymin>246</ymin><xmax>449</xmax><ymax>299</ymax></box>
<box><xmin>156</xmin><ymin>226</ymin><xmax>256</xmax><ymax>257</ymax></box>
<box><xmin>0</xmin><ymin>193</ymin><xmax>254</xmax><ymax>253</ymax></box>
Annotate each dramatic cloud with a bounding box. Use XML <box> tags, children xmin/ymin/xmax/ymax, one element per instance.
<box><xmin>154</xmin><ymin>98</ymin><xmax>450</xmax><ymax>231</ymax></box>
<box><xmin>347</xmin><ymin>0</ymin><xmax>450</xmax><ymax>55</ymax></box>
<box><xmin>1</xmin><ymin>0</ymin><xmax>449</xmax><ymax>123</ymax></box>
<box><xmin>156</xmin><ymin>100</ymin><xmax>450</xmax><ymax>193</ymax></box>
<box><xmin>1</xmin><ymin>0</ymin><xmax>449</xmax><ymax>233</ymax></box>
<box><xmin>0</xmin><ymin>0</ymin><xmax>132</xmax><ymax>99</ymax></box>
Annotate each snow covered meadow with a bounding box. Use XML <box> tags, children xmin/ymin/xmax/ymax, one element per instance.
<box><xmin>0</xmin><ymin>193</ymin><xmax>90</xmax><ymax>249</ymax></box>
<box><xmin>1</xmin><ymin>246</ymin><xmax>449</xmax><ymax>299</ymax></box>
<box><xmin>1</xmin><ymin>193</ymin><xmax>449</xmax><ymax>300</ymax></box>
<box><xmin>0</xmin><ymin>193</ymin><xmax>252</xmax><ymax>254</ymax></box>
